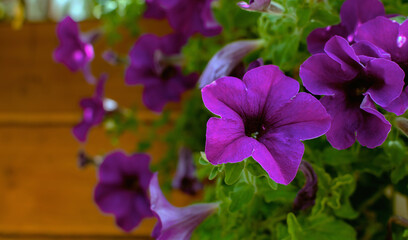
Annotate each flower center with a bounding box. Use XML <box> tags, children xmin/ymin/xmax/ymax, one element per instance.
<box><xmin>160</xmin><ymin>66</ymin><xmax>178</xmax><ymax>81</ymax></box>
<box><xmin>244</xmin><ymin>117</ymin><xmax>267</xmax><ymax>139</ymax></box>
<box><xmin>122</xmin><ymin>176</ymin><xmax>144</xmax><ymax>193</ymax></box>
<box><xmin>343</xmin><ymin>73</ymin><xmax>376</xmax><ymax>105</ymax></box>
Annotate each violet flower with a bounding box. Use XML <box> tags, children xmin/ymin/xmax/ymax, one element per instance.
<box><xmin>356</xmin><ymin>17</ymin><xmax>408</xmax><ymax>115</ymax></box>
<box><xmin>202</xmin><ymin>65</ymin><xmax>331</xmax><ymax>185</ymax></box>
<box><xmin>72</xmin><ymin>74</ymin><xmax>107</xmax><ymax>143</ymax></box>
<box><xmin>293</xmin><ymin>161</ymin><xmax>318</xmax><ymax>211</ymax></box>
<box><xmin>54</xmin><ymin>16</ymin><xmax>97</xmax><ymax>84</ymax></box>
<box><xmin>307</xmin><ymin>0</ymin><xmax>385</xmax><ymax>54</ymax></box>
<box><xmin>300</xmin><ymin>36</ymin><xmax>405</xmax><ymax>150</ymax></box>
<box><xmin>199</xmin><ymin>39</ymin><xmax>264</xmax><ymax>88</ymax></box>
<box><xmin>125</xmin><ymin>33</ymin><xmax>198</xmax><ymax>112</ymax></box>
<box><xmin>237</xmin><ymin>0</ymin><xmax>283</xmax><ymax>14</ymax></box>
<box><xmin>149</xmin><ymin>173</ymin><xmax>218</xmax><ymax>239</ymax></box>
<box><xmin>144</xmin><ymin>0</ymin><xmax>222</xmax><ymax>38</ymax></box>
<box><xmin>172</xmin><ymin>147</ymin><xmax>203</xmax><ymax>195</ymax></box>
<box><xmin>94</xmin><ymin>151</ymin><xmax>154</xmax><ymax>232</ymax></box>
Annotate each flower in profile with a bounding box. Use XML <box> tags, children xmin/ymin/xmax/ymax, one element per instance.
<box><xmin>144</xmin><ymin>0</ymin><xmax>222</xmax><ymax>37</ymax></box>
<box><xmin>149</xmin><ymin>173</ymin><xmax>218</xmax><ymax>239</ymax></box>
<box><xmin>54</xmin><ymin>16</ymin><xmax>98</xmax><ymax>84</ymax></box>
<box><xmin>125</xmin><ymin>33</ymin><xmax>198</xmax><ymax>112</ymax></box>
<box><xmin>202</xmin><ymin>65</ymin><xmax>331</xmax><ymax>185</ymax></box>
<box><xmin>307</xmin><ymin>0</ymin><xmax>385</xmax><ymax>54</ymax></box>
<box><xmin>237</xmin><ymin>0</ymin><xmax>283</xmax><ymax>14</ymax></box>
<box><xmin>300</xmin><ymin>36</ymin><xmax>405</xmax><ymax>150</ymax></box>
<box><xmin>199</xmin><ymin>39</ymin><xmax>264</xmax><ymax>88</ymax></box>
<box><xmin>72</xmin><ymin>74</ymin><xmax>107</xmax><ymax>143</ymax></box>
<box><xmin>94</xmin><ymin>151</ymin><xmax>154</xmax><ymax>232</ymax></box>
<box><xmin>172</xmin><ymin>147</ymin><xmax>203</xmax><ymax>195</ymax></box>
<box><xmin>293</xmin><ymin>161</ymin><xmax>318</xmax><ymax>211</ymax></box>
<box><xmin>356</xmin><ymin>17</ymin><xmax>408</xmax><ymax>115</ymax></box>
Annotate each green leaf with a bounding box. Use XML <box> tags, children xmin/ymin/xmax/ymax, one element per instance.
<box><xmin>199</xmin><ymin>152</ymin><xmax>210</xmax><ymax>165</ymax></box>
<box><xmin>229</xmin><ymin>182</ymin><xmax>255</xmax><ymax>212</ymax></box>
<box><xmin>384</xmin><ymin>140</ymin><xmax>406</xmax><ymax>166</ymax></box>
<box><xmin>224</xmin><ymin>162</ymin><xmax>245</xmax><ymax>185</ymax></box>
<box><xmin>209</xmin><ymin>166</ymin><xmax>219</xmax><ymax>180</ymax></box>
<box><xmin>391</xmin><ymin>164</ymin><xmax>408</xmax><ymax>184</ymax></box>
<box><xmin>286</xmin><ymin>213</ymin><xmax>356</xmax><ymax>240</ymax></box>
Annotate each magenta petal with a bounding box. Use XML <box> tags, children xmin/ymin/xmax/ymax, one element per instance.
<box><xmin>72</xmin><ymin>121</ymin><xmax>91</xmax><ymax>143</ymax></box>
<box><xmin>270</xmin><ymin>92</ymin><xmax>331</xmax><ymax>140</ymax></box>
<box><xmin>202</xmin><ymin>76</ymin><xmax>247</xmax><ymax>120</ymax></box>
<box><xmin>365</xmin><ymin>58</ymin><xmax>405</xmax><ymax>107</ymax></box>
<box><xmin>94</xmin><ymin>186</ymin><xmax>133</xmax><ymax>216</ymax></box>
<box><xmin>254</xmin><ymin>133</ymin><xmax>304</xmax><ymax>185</ymax></box>
<box><xmin>149</xmin><ymin>173</ymin><xmax>218</xmax><ymax>240</ymax></box>
<box><xmin>340</xmin><ymin>0</ymin><xmax>385</xmax><ymax>34</ymax></box>
<box><xmin>244</xmin><ymin>65</ymin><xmax>300</xmax><ymax>115</ymax></box>
<box><xmin>307</xmin><ymin>24</ymin><xmax>348</xmax><ymax>54</ymax></box>
<box><xmin>205</xmin><ymin>118</ymin><xmax>256</xmax><ymax>165</ymax></box>
<box><xmin>116</xmin><ymin>212</ymin><xmax>142</xmax><ymax>233</ymax></box>
<box><xmin>384</xmin><ymin>87</ymin><xmax>408</xmax><ymax>115</ymax></box>
<box><xmin>357</xmin><ymin>96</ymin><xmax>391</xmax><ymax>148</ymax></box>
<box><xmin>300</xmin><ymin>53</ymin><xmax>351</xmax><ymax>95</ymax></box>
<box><xmin>324</xmin><ymin>36</ymin><xmax>362</xmax><ymax>74</ymax></box>
<box><xmin>321</xmin><ymin>95</ymin><xmax>361</xmax><ymax>150</ymax></box>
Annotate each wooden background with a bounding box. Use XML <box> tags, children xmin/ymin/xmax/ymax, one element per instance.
<box><xmin>0</xmin><ymin>19</ymin><xmax>197</xmax><ymax>239</ymax></box>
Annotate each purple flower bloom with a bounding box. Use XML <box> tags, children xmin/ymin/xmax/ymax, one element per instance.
<box><xmin>172</xmin><ymin>147</ymin><xmax>203</xmax><ymax>195</ymax></box>
<box><xmin>202</xmin><ymin>65</ymin><xmax>331</xmax><ymax>185</ymax></box>
<box><xmin>300</xmin><ymin>36</ymin><xmax>405</xmax><ymax>149</ymax></box>
<box><xmin>144</xmin><ymin>0</ymin><xmax>222</xmax><ymax>37</ymax></box>
<box><xmin>94</xmin><ymin>151</ymin><xmax>154</xmax><ymax>232</ymax></box>
<box><xmin>149</xmin><ymin>173</ymin><xmax>218</xmax><ymax>239</ymax></box>
<box><xmin>199</xmin><ymin>39</ymin><xmax>264</xmax><ymax>88</ymax></box>
<box><xmin>293</xmin><ymin>161</ymin><xmax>318</xmax><ymax>211</ymax></box>
<box><xmin>54</xmin><ymin>16</ymin><xmax>97</xmax><ymax>84</ymax></box>
<box><xmin>237</xmin><ymin>0</ymin><xmax>283</xmax><ymax>14</ymax></box>
<box><xmin>307</xmin><ymin>0</ymin><xmax>385</xmax><ymax>54</ymax></box>
<box><xmin>72</xmin><ymin>74</ymin><xmax>107</xmax><ymax>142</ymax></box>
<box><xmin>125</xmin><ymin>33</ymin><xmax>198</xmax><ymax>112</ymax></box>
<box><xmin>356</xmin><ymin>17</ymin><xmax>408</xmax><ymax>115</ymax></box>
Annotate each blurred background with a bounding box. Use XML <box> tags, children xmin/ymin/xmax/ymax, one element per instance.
<box><xmin>0</xmin><ymin>0</ymin><xmax>196</xmax><ymax>239</ymax></box>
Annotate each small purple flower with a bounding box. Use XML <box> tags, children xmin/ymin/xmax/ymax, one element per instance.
<box><xmin>300</xmin><ymin>36</ymin><xmax>405</xmax><ymax>149</ymax></box>
<box><xmin>125</xmin><ymin>33</ymin><xmax>198</xmax><ymax>112</ymax></box>
<box><xmin>144</xmin><ymin>0</ymin><xmax>222</xmax><ymax>37</ymax></box>
<box><xmin>293</xmin><ymin>161</ymin><xmax>318</xmax><ymax>211</ymax></box>
<box><xmin>202</xmin><ymin>65</ymin><xmax>331</xmax><ymax>185</ymax></box>
<box><xmin>72</xmin><ymin>74</ymin><xmax>107</xmax><ymax>142</ymax></box>
<box><xmin>54</xmin><ymin>16</ymin><xmax>97</xmax><ymax>84</ymax></box>
<box><xmin>94</xmin><ymin>151</ymin><xmax>154</xmax><ymax>232</ymax></box>
<box><xmin>237</xmin><ymin>0</ymin><xmax>283</xmax><ymax>14</ymax></box>
<box><xmin>307</xmin><ymin>0</ymin><xmax>385</xmax><ymax>54</ymax></box>
<box><xmin>356</xmin><ymin>17</ymin><xmax>408</xmax><ymax>115</ymax></box>
<box><xmin>149</xmin><ymin>173</ymin><xmax>218</xmax><ymax>240</ymax></box>
<box><xmin>199</xmin><ymin>39</ymin><xmax>264</xmax><ymax>88</ymax></box>
<box><xmin>172</xmin><ymin>147</ymin><xmax>203</xmax><ymax>195</ymax></box>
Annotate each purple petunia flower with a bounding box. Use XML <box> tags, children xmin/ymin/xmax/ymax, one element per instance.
<box><xmin>237</xmin><ymin>0</ymin><xmax>283</xmax><ymax>14</ymax></box>
<box><xmin>125</xmin><ymin>33</ymin><xmax>198</xmax><ymax>113</ymax></box>
<box><xmin>54</xmin><ymin>16</ymin><xmax>98</xmax><ymax>84</ymax></box>
<box><xmin>300</xmin><ymin>36</ymin><xmax>405</xmax><ymax>150</ymax></box>
<box><xmin>293</xmin><ymin>161</ymin><xmax>318</xmax><ymax>211</ymax></box>
<box><xmin>202</xmin><ymin>65</ymin><xmax>331</xmax><ymax>185</ymax></box>
<box><xmin>72</xmin><ymin>74</ymin><xmax>107</xmax><ymax>143</ymax></box>
<box><xmin>94</xmin><ymin>151</ymin><xmax>154</xmax><ymax>232</ymax></box>
<box><xmin>172</xmin><ymin>147</ymin><xmax>203</xmax><ymax>195</ymax></box>
<box><xmin>356</xmin><ymin>17</ymin><xmax>408</xmax><ymax>115</ymax></box>
<box><xmin>149</xmin><ymin>173</ymin><xmax>218</xmax><ymax>239</ymax></box>
<box><xmin>307</xmin><ymin>0</ymin><xmax>385</xmax><ymax>54</ymax></box>
<box><xmin>144</xmin><ymin>0</ymin><xmax>222</xmax><ymax>38</ymax></box>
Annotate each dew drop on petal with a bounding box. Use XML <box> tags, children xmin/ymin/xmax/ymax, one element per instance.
<box><xmin>397</xmin><ymin>35</ymin><xmax>406</xmax><ymax>48</ymax></box>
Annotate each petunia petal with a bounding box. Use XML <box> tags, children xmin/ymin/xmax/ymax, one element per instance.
<box><xmin>306</xmin><ymin>24</ymin><xmax>348</xmax><ymax>54</ymax></box>
<box><xmin>384</xmin><ymin>87</ymin><xmax>408</xmax><ymax>115</ymax></box>
<box><xmin>324</xmin><ymin>36</ymin><xmax>362</xmax><ymax>74</ymax></box>
<box><xmin>340</xmin><ymin>0</ymin><xmax>385</xmax><ymax>34</ymax></box>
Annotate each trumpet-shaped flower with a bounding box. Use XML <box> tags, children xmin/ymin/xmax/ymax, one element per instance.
<box><xmin>356</xmin><ymin>17</ymin><xmax>408</xmax><ymax>115</ymax></box>
<box><xmin>72</xmin><ymin>74</ymin><xmax>107</xmax><ymax>142</ymax></box>
<box><xmin>202</xmin><ymin>65</ymin><xmax>331</xmax><ymax>185</ymax></box>
<box><xmin>94</xmin><ymin>151</ymin><xmax>154</xmax><ymax>232</ymax></box>
<box><xmin>307</xmin><ymin>0</ymin><xmax>385</xmax><ymax>54</ymax></box>
<box><xmin>172</xmin><ymin>147</ymin><xmax>203</xmax><ymax>195</ymax></box>
<box><xmin>125</xmin><ymin>33</ymin><xmax>198</xmax><ymax>112</ymax></box>
<box><xmin>149</xmin><ymin>173</ymin><xmax>218</xmax><ymax>240</ymax></box>
<box><xmin>300</xmin><ymin>36</ymin><xmax>405</xmax><ymax>149</ymax></box>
